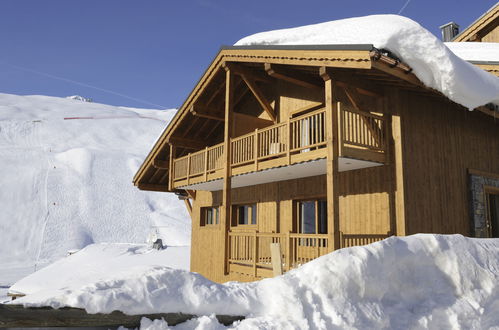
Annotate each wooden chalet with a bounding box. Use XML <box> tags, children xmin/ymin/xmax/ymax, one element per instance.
<box><xmin>133</xmin><ymin>41</ymin><xmax>499</xmax><ymax>282</ymax></box>
<box><xmin>449</xmin><ymin>2</ymin><xmax>499</xmax><ymax>77</ymax></box>
<box><xmin>453</xmin><ymin>2</ymin><xmax>498</xmax><ymax>43</ymax></box>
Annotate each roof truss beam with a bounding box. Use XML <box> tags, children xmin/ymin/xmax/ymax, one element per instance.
<box><xmin>223</xmin><ymin>62</ymin><xmax>276</xmax><ymax>123</ymax></box>
<box><xmin>264</xmin><ymin>63</ymin><xmax>322</xmax><ymax>90</ymax></box>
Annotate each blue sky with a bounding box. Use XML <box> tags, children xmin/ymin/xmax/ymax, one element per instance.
<box><xmin>0</xmin><ymin>0</ymin><xmax>496</xmax><ymax>109</ymax></box>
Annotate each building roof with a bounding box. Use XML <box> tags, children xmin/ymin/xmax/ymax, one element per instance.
<box><xmin>453</xmin><ymin>3</ymin><xmax>499</xmax><ymax>42</ymax></box>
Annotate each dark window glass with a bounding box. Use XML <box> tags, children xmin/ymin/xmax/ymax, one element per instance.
<box><xmin>201</xmin><ymin>207</ymin><xmax>219</xmax><ymax>226</ymax></box>
<box><xmin>490</xmin><ymin>194</ymin><xmax>499</xmax><ymax>238</ymax></box>
<box><xmin>297</xmin><ymin>200</ymin><xmax>327</xmax><ymax>234</ymax></box>
<box><xmin>318</xmin><ymin>200</ymin><xmax>327</xmax><ymax>234</ymax></box>
<box><xmin>236</xmin><ymin>204</ymin><xmax>256</xmax><ymax>225</ymax></box>
<box><xmin>300</xmin><ymin>201</ymin><xmax>316</xmax><ymax>234</ymax></box>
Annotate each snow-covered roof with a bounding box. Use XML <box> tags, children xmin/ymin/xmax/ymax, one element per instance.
<box><xmin>445</xmin><ymin>42</ymin><xmax>499</xmax><ymax>63</ymax></box>
<box><xmin>235</xmin><ymin>15</ymin><xmax>499</xmax><ymax>109</ymax></box>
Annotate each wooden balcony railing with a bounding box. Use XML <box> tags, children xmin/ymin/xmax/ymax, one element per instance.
<box><xmin>172</xmin><ymin>105</ymin><xmax>388</xmax><ymax>187</ymax></box>
<box><xmin>228</xmin><ymin>230</ymin><xmax>390</xmax><ymax>278</ymax></box>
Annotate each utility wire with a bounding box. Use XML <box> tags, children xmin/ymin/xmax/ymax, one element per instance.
<box><xmin>0</xmin><ymin>60</ymin><xmax>168</xmax><ymax>109</ymax></box>
<box><xmin>398</xmin><ymin>0</ymin><xmax>412</xmax><ymax>15</ymax></box>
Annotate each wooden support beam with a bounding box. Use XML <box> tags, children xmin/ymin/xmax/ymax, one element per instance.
<box><xmin>319</xmin><ymin>67</ymin><xmax>383</xmax><ymax>98</ymax></box>
<box><xmin>168</xmin><ymin>144</ymin><xmax>175</xmax><ymax>191</ymax></box>
<box><xmin>186</xmin><ymin>190</ymin><xmax>196</xmax><ymax>200</ymax></box>
<box><xmin>137</xmin><ymin>183</ymin><xmax>169</xmax><ymax>192</ymax></box>
<box><xmin>321</xmin><ymin>69</ymin><xmax>341</xmax><ymax>252</ymax></box>
<box><xmin>476</xmin><ymin>105</ymin><xmax>498</xmax><ymax>119</ymax></box>
<box><xmin>371</xmin><ymin>61</ymin><xmax>422</xmax><ymax>88</ymax></box>
<box><xmin>190</xmin><ymin>105</ymin><xmax>224</xmax><ymax>121</ymax></box>
<box><xmin>152</xmin><ymin>159</ymin><xmax>169</xmax><ymax>170</ymax></box>
<box><xmin>343</xmin><ymin>86</ymin><xmax>383</xmax><ymax>146</ymax></box>
<box><xmin>223</xmin><ymin>62</ymin><xmax>276</xmax><ymax>123</ymax></box>
<box><xmin>221</xmin><ymin>66</ymin><xmax>234</xmax><ymax>275</ymax></box>
<box><xmin>289</xmin><ymin>101</ymin><xmax>325</xmax><ymax>117</ymax></box>
<box><xmin>184</xmin><ymin>199</ymin><xmax>193</xmax><ymax>217</ymax></box>
<box><xmin>222</xmin><ymin>62</ymin><xmax>271</xmax><ymax>84</ymax></box>
<box><xmin>168</xmin><ymin>136</ymin><xmax>206</xmax><ymax>150</ymax></box>
<box><xmin>265</xmin><ymin>63</ymin><xmax>322</xmax><ymax>90</ymax></box>
<box><xmin>390</xmin><ymin>90</ymin><xmax>407</xmax><ymax>236</ymax></box>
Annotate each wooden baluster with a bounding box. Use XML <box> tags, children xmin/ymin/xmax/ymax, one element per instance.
<box><xmin>254</xmin><ymin>129</ymin><xmax>258</xmax><ymax>171</ymax></box>
<box><xmin>253</xmin><ymin>231</ymin><xmax>258</xmax><ymax>276</ymax></box>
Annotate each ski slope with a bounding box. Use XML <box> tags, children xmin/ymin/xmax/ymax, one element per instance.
<box><xmin>0</xmin><ymin>93</ymin><xmax>190</xmax><ymax>287</ymax></box>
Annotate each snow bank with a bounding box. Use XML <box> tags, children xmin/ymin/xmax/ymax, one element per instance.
<box><xmin>445</xmin><ymin>42</ymin><xmax>499</xmax><ymax>63</ymax></box>
<box><xmin>8</xmin><ymin>243</ymin><xmax>190</xmax><ymax>297</ymax></box>
<box><xmin>0</xmin><ymin>93</ymin><xmax>190</xmax><ymax>286</ymax></box>
<box><xmin>14</xmin><ymin>234</ymin><xmax>499</xmax><ymax>329</ymax></box>
<box><xmin>235</xmin><ymin>15</ymin><xmax>499</xmax><ymax>110</ymax></box>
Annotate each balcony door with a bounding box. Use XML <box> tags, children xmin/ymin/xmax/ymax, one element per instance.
<box><xmin>486</xmin><ymin>191</ymin><xmax>499</xmax><ymax>238</ymax></box>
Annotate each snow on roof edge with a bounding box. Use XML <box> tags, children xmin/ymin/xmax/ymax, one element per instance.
<box><xmin>235</xmin><ymin>15</ymin><xmax>499</xmax><ymax>110</ymax></box>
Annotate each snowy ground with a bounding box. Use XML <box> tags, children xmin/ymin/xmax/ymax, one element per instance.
<box><xmin>0</xmin><ymin>93</ymin><xmax>190</xmax><ymax>291</ymax></box>
<box><xmin>11</xmin><ymin>234</ymin><xmax>499</xmax><ymax>329</ymax></box>
<box><xmin>9</xmin><ymin>243</ymin><xmax>190</xmax><ymax>297</ymax></box>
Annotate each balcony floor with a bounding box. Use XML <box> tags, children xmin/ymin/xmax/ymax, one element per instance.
<box><xmin>178</xmin><ymin>157</ymin><xmax>382</xmax><ymax>191</ymax></box>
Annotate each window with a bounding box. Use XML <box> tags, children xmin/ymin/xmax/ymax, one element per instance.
<box><xmin>296</xmin><ymin>200</ymin><xmax>327</xmax><ymax>234</ymax></box>
<box><xmin>201</xmin><ymin>206</ymin><xmax>219</xmax><ymax>226</ymax></box>
<box><xmin>487</xmin><ymin>192</ymin><xmax>499</xmax><ymax>238</ymax></box>
<box><xmin>233</xmin><ymin>204</ymin><xmax>257</xmax><ymax>226</ymax></box>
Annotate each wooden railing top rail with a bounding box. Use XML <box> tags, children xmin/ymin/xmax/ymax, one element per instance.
<box><xmin>290</xmin><ymin>108</ymin><xmax>326</xmax><ymax>122</ymax></box>
<box><xmin>174</xmin><ymin>142</ymin><xmax>224</xmax><ymax>163</ymax></box>
<box><xmin>341</xmin><ymin>106</ymin><xmax>385</xmax><ymax>120</ymax></box>
<box><xmin>289</xmin><ymin>233</ymin><xmax>329</xmax><ymax>239</ymax></box>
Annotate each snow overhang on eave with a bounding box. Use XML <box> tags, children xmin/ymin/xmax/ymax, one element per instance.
<box><xmin>133</xmin><ymin>45</ymin><xmax>419</xmax><ymax>192</ymax></box>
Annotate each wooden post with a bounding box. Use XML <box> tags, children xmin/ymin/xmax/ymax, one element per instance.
<box><xmin>392</xmin><ymin>110</ymin><xmax>406</xmax><ymax>235</ymax></box>
<box><xmin>204</xmin><ymin>146</ymin><xmax>208</xmax><ymax>181</ymax></box>
<box><xmin>286</xmin><ymin>118</ymin><xmax>291</xmax><ymax>165</ymax></box>
<box><xmin>254</xmin><ymin>128</ymin><xmax>258</xmax><ymax>171</ymax></box>
<box><xmin>320</xmin><ymin>67</ymin><xmax>341</xmax><ymax>252</ymax></box>
<box><xmin>221</xmin><ymin>64</ymin><xmax>234</xmax><ymax>275</ymax></box>
<box><xmin>186</xmin><ymin>153</ymin><xmax>191</xmax><ymax>184</ymax></box>
<box><xmin>270</xmin><ymin>243</ymin><xmax>283</xmax><ymax>276</ymax></box>
<box><xmin>253</xmin><ymin>231</ymin><xmax>258</xmax><ymax>276</ymax></box>
<box><xmin>168</xmin><ymin>144</ymin><xmax>175</xmax><ymax>191</ymax></box>
<box><xmin>285</xmin><ymin>231</ymin><xmax>292</xmax><ymax>271</ymax></box>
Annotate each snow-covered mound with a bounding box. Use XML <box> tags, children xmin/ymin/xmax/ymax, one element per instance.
<box><xmin>0</xmin><ymin>93</ymin><xmax>190</xmax><ymax>286</ymax></box>
<box><xmin>14</xmin><ymin>234</ymin><xmax>499</xmax><ymax>329</ymax></box>
<box><xmin>235</xmin><ymin>15</ymin><xmax>499</xmax><ymax>110</ymax></box>
<box><xmin>66</xmin><ymin>95</ymin><xmax>93</xmax><ymax>102</ymax></box>
<box><xmin>445</xmin><ymin>42</ymin><xmax>499</xmax><ymax>63</ymax></box>
<box><xmin>8</xmin><ymin>243</ymin><xmax>190</xmax><ymax>297</ymax></box>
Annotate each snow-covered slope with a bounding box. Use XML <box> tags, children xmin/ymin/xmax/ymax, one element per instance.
<box><xmin>8</xmin><ymin>243</ymin><xmax>190</xmax><ymax>297</ymax></box>
<box><xmin>235</xmin><ymin>15</ymin><xmax>499</xmax><ymax>110</ymax></box>
<box><xmin>14</xmin><ymin>234</ymin><xmax>499</xmax><ymax>329</ymax></box>
<box><xmin>0</xmin><ymin>93</ymin><xmax>190</xmax><ymax>286</ymax></box>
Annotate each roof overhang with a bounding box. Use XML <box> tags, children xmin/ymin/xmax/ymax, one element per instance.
<box><xmin>453</xmin><ymin>3</ymin><xmax>499</xmax><ymax>42</ymax></box>
<box><xmin>131</xmin><ymin>45</ymin><xmax>436</xmax><ymax>191</ymax></box>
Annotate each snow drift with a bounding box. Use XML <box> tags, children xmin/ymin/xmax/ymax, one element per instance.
<box><xmin>14</xmin><ymin>234</ymin><xmax>499</xmax><ymax>329</ymax></box>
<box><xmin>235</xmin><ymin>15</ymin><xmax>499</xmax><ymax>110</ymax></box>
<box><xmin>0</xmin><ymin>93</ymin><xmax>190</xmax><ymax>286</ymax></box>
<box><xmin>8</xmin><ymin>243</ymin><xmax>190</xmax><ymax>297</ymax></box>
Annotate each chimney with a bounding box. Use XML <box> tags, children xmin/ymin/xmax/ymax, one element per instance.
<box><xmin>439</xmin><ymin>22</ymin><xmax>460</xmax><ymax>42</ymax></box>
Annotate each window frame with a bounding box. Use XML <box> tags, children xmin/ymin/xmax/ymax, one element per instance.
<box><xmin>200</xmin><ymin>206</ymin><xmax>220</xmax><ymax>227</ymax></box>
<box><xmin>294</xmin><ymin>199</ymin><xmax>327</xmax><ymax>234</ymax></box>
<box><xmin>232</xmin><ymin>203</ymin><xmax>257</xmax><ymax>227</ymax></box>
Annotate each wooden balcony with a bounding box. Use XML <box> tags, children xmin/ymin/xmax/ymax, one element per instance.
<box><xmin>228</xmin><ymin>231</ymin><xmax>390</xmax><ymax>278</ymax></box>
<box><xmin>172</xmin><ymin>104</ymin><xmax>388</xmax><ymax>190</ymax></box>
